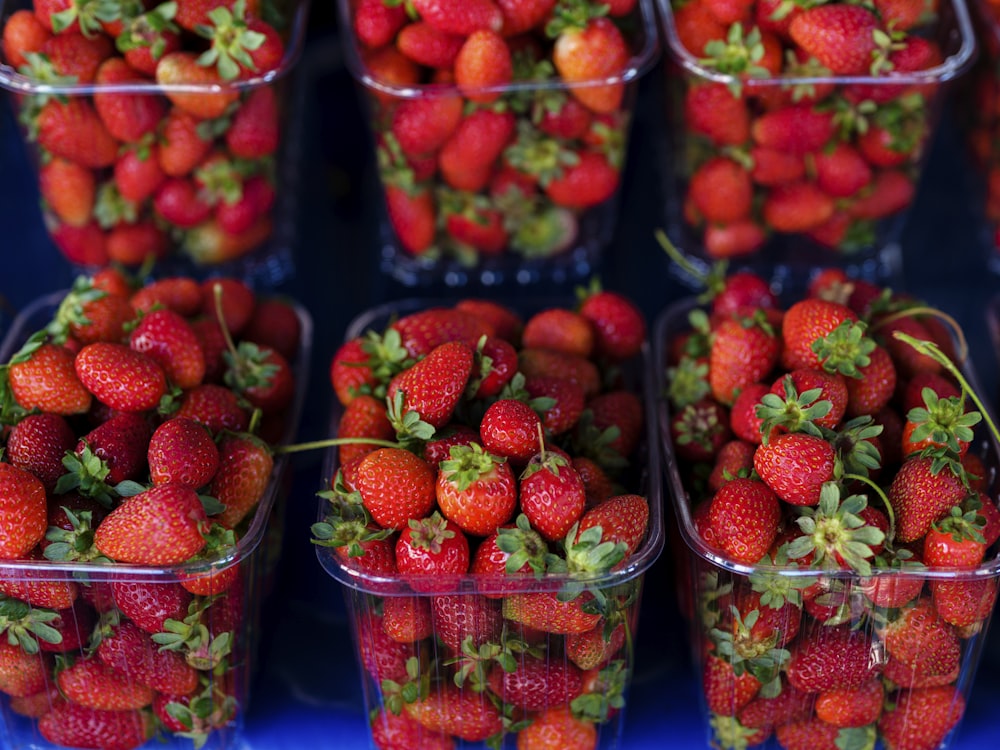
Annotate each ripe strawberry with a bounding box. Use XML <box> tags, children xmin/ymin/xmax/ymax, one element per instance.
<box><xmin>405</xmin><ymin>683</ymin><xmax>504</xmax><ymax>742</ymax></box>
<box><xmin>116</xmin><ymin>5</ymin><xmax>183</xmax><ymax>76</ymax></box>
<box><xmin>524</xmin><ymin>375</ymin><xmax>585</xmax><ymax>435</ymax></box>
<box><xmin>522</xmin><ymin>307</ymin><xmax>594</xmax><ymax>358</ymax></box>
<box><xmin>34</xmin><ymin>97</ymin><xmax>118</xmax><ymax>169</ymax></box>
<box><xmin>708</xmin><ymin>311</ymin><xmax>780</xmax><ymax>406</ymax></box>
<box><xmin>439</xmin><ymin>107</ymin><xmax>516</xmax><ymax>173</ymax></box>
<box><xmin>225</xmin><ymin>343</ymin><xmax>294</xmax><ymax>415</ymax></box>
<box><xmin>0</xmin><ymin>463</ymin><xmax>48</xmax><ymax>558</ymax></box>
<box><xmin>39</xmin><ymin>156</ymin><xmax>95</xmax><ymax>227</ymax></box>
<box><xmin>354</xmin><ymin>448</ymin><xmax>437</xmax><ymax>529</ymax></box>
<box><xmin>69</xmin><ymin>411</ymin><xmax>153</xmax><ymax>492</ymax></box>
<box><xmin>337</xmin><ymin>393</ymin><xmax>395</xmax><ymax>466</ymax></box>
<box><xmin>930</xmin><ymin>577</ymin><xmax>998</xmax><ymax>628</ymax></box>
<box><xmin>707</xmin><ymin>477</ymin><xmax>781</xmax><ymax>563</ymax></box>
<box><xmin>881</xmin><ymin>598</ymin><xmax>961</xmax><ymax>687</ymax></box>
<box><xmin>749</xmin><ymin>146</ymin><xmax>806</xmax><ymax>186</ymax></box>
<box><xmin>209</xmin><ymin>432</ymin><xmax>273</xmax><ymax>529</ymax></box>
<box><xmin>382</xmin><ymin>596</ymin><xmax>434</xmax><ymax>643</ymax></box>
<box><xmin>486</xmin><ymin>658</ymin><xmax>584</xmax><ymax>711</ymax></box>
<box><xmin>158</xmin><ymin>108</ymin><xmax>213</xmax><ymax>177</ymax></box>
<box><xmin>467</xmin><ymin>336</ymin><xmax>518</xmax><ymax>398</ymax></box>
<box><xmin>354</xmin><ymin>0</ymin><xmax>407</xmax><ymax>47</ymax></box>
<box><xmin>774</xmin><ymin>719</ymin><xmax>841</xmax><ymax>750</ymax></box>
<box><xmin>57</xmin><ymin>657</ymin><xmax>155</xmax><ymax>710</ymax></box>
<box><xmin>153</xmin><ymin>177</ymin><xmax>214</xmax><ymax>228</ymax></box>
<box><xmin>395</xmin><ymin>20</ymin><xmax>465</xmax><ymax>69</ymax></box>
<box><xmin>544</xmin><ymin>149</ymin><xmax>620</xmax><ymax>209</ymax></box>
<box><xmin>74</xmin><ymin>342</ymin><xmax>167</xmax><ymax>412</ymax></box>
<box><xmin>225</xmin><ymin>85</ymin><xmax>280</xmax><ymax>158</ymax></box>
<box><xmin>110</xmin><ymin>579</ymin><xmax>192</xmax><ymax>633</ymax></box>
<box><xmin>877</xmin><ymin>686</ymin><xmax>964</xmax><ymax>750</ymax></box>
<box><xmin>436</xmin><ymin>443</ymin><xmax>517</xmax><ymax>536</ymax></box>
<box><xmin>97</xmin><ymin>620</ymin><xmax>198</xmax><ymax>695</ymax></box>
<box><xmin>390</xmin><ymin>94</ymin><xmax>464</xmax><ymax>158</ymax></box>
<box><xmin>386</xmin><ymin>184</ymin><xmax>436</xmax><ymax>255</ymax></box>
<box><xmin>387</xmin><ymin>340</ymin><xmax>474</xmax><ymax>428</ymax></box>
<box><xmin>780</xmin><ymin>298</ymin><xmax>858</xmax><ymax>371</ymax></box>
<box><xmin>577</xmin><ymin>493</ymin><xmax>649</xmax><ymax>558</ymax></box>
<box><xmin>107</xmin><ymin>221</ymin><xmax>169</xmax><ymax>267</ymax></box>
<box><xmin>129</xmin><ymin>307</ymin><xmax>206</xmax><ymax>389</ymax></box>
<box><xmin>751</xmin><ymin>105</ymin><xmax>836</xmax><ymax>155</ymax></box>
<box><xmin>370</xmin><ymin>709</ymin><xmax>454</xmax><ymax>750</ymax></box>
<box><xmin>0</xmin><ymin>638</ymin><xmax>49</xmax><ymax>698</ymax></box>
<box><xmin>566</xmin><ymin>621</ymin><xmax>626</xmax><ymax>670</ymax></box>
<box><xmin>848</xmin><ymin>169</ymin><xmax>916</xmax><ymax>220</ymax></box>
<box><xmin>148</xmin><ymin>417</ymin><xmax>220</xmax><ymax>488</ymax></box>
<box><xmin>786</xmin><ymin>625</ymin><xmax>882</xmax><ymax>692</ymax></box>
<box><xmin>518</xmin><ymin>348</ymin><xmax>600</xmax><ymax>397</ymax></box>
<box><xmin>395</xmin><ymin>512</ymin><xmax>471</xmax><ymax>588</ymax></box>
<box><xmin>93</xmin><ymin>57</ymin><xmax>166</xmax><ymax>143</ymax></box>
<box><xmin>130</xmin><ymin>276</ymin><xmax>202</xmax><ymax>317</ymax></box>
<box><xmin>502</xmin><ymin>590</ymin><xmax>602</xmax><ymax>634</ymax></box>
<box><xmin>33</xmin><ymin>30</ymin><xmax>112</xmax><ymax>82</ymax></box>
<box><xmin>6</xmin><ymin>412</ymin><xmax>76</xmax><ymax>493</ymax></box>
<box><xmin>454</xmin><ymin>299</ymin><xmax>524</xmax><ymax>343</ymax></box>
<box><xmin>38</xmin><ymin>703</ymin><xmax>154</xmax><ymax>750</ymax></box>
<box><xmin>888</xmin><ymin>456</ymin><xmax>967</xmax><ymax>544</ymax></box>
<box><xmin>688</xmin><ymin>156</ymin><xmax>753</xmax><ymax>225</ymax></box>
<box><xmin>156</xmin><ymin>51</ymin><xmax>239</xmax><ymax>119</ymax></box>
<box><xmin>737</xmin><ymin>678</ymin><xmax>814</xmax><ymax>730</ymax></box>
<box><xmin>479</xmin><ymin>398</ymin><xmax>543</xmax><ymax>464</ymax></box>
<box><xmin>703</xmin><ymin>653</ymin><xmax>761</xmax><ymax>716</ymax></box>
<box><xmin>708</xmin><ymin>439</ymin><xmax>755</xmax><ymax>491</ymax></box>
<box><xmin>1</xmin><ymin>9</ymin><xmax>51</xmax><ymax>68</ymax></box>
<box><xmin>552</xmin><ymin>16</ymin><xmax>629</xmax><ymax>114</ymax></box>
<box><xmin>684</xmin><ymin>81</ymin><xmax>750</xmax><ymax>146</ymax></box>
<box><xmin>754</xmin><ymin>433</ymin><xmax>835</xmax><ymax>506</ymax></box>
<box><xmin>815</xmin><ymin>677</ymin><xmax>885</xmax><ymax>727</ymax></box>
<box><xmin>519</xmin><ymin>448</ymin><xmax>586</xmax><ymax>542</ymax></box>
<box><xmin>0</xmin><ymin>553</ymin><xmax>78</xmax><ymax>608</ymax></box>
<box><xmin>410</xmin><ymin>0</ymin><xmax>503</xmax><ymax>36</ymax></box>
<box><xmin>788</xmin><ymin>4</ymin><xmax>880</xmax><ymax>75</ymax></box>
<box><xmin>814</xmin><ymin>142</ymin><xmax>873</xmax><ymax>198</ymax></box>
<box><xmin>577</xmin><ymin>284</ymin><xmax>647</xmax><ymax>362</ymax></box>
<box><xmin>762</xmin><ymin>181</ymin><xmax>836</xmax><ymax>233</ymax></box>
<box><xmin>175</xmin><ymin>383</ymin><xmax>250</xmax><ymax>434</ymax></box>
<box><xmin>497</xmin><ymin>0</ymin><xmax>556</xmax><ymax>35</ymax></box>
<box><xmin>454</xmin><ymin>29</ymin><xmax>512</xmax><ymax>105</ymax></box>
<box><xmin>430</xmin><ymin>594</ymin><xmax>502</xmax><ymax>651</ymax></box>
<box><xmin>515</xmin><ymin>705</ymin><xmax>597</xmax><ymax>750</ymax></box>
<box><xmin>392</xmin><ymin>308</ymin><xmax>493</xmax><ymax>359</ymax></box>
<box><xmin>581</xmin><ymin>389</ymin><xmax>644</xmax><ymax>459</ymax></box>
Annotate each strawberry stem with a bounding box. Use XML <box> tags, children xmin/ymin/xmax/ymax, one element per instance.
<box><xmin>273</xmin><ymin>436</ymin><xmax>401</xmax><ymax>455</ymax></box>
<box><xmin>843</xmin><ymin>472</ymin><xmax>895</xmax><ymax>545</ymax></box>
<box><xmin>892</xmin><ymin>332</ymin><xmax>1000</xmax><ymax>448</ymax></box>
<box><xmin>870</xmin><ymin>306</ymin><xmax>968</xmax><ymax>362</ymax></box>
<box><xmin>655</xmin><ymin>228</ymin><xmax>706</xmax><ymax>285</ymax></box>
<box><xmin>212</xmin><ymin>282</ymin><xmax>241</xmax><ymax>361</ymax></box>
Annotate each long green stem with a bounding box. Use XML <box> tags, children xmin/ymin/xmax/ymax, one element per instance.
<box><xmin>843</xmin><ymin>472</ymin><xmax>895</xmax><ymax>546</ymax></box>
<box><xmin>654</xmin><ymin>228</ymin><xmax>707</xmax><ymax>285</ymax></box>
<box><xmin>273</xmin><ymin>437</ymin><xmax>400</xmax><ymax>455</ymax></box>
<box><xmin>892</xmin><ymin>332</ymin><xmax>1000</xmax><ymax>448</ymax></box>
<box><xmin>870</xmin><ymin>306</ymin><xmax>968</xmax><ymax>363</ymax></box>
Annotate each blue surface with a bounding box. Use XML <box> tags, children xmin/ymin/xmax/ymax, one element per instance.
<box><xmin>2</xmin><ymin>26</ymin><xmax>1000</xmax><ymax>750</ymax></box>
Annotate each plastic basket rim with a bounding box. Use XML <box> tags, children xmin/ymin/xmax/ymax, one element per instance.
<box><xmin>334</xmin><ymin>0</ymin><xmax>661</xmax><ymax>100</ymax></box>
<box><xmin>315</xmin><ymin>296</ymin><xmax>666</xmax><ymax>597</ymax></box>
<box><xmin>0</xmin><ymin>286</ymin><xmax>313</xmax><ymax>582</ymax></box>
<box><xmin>654</xmin><ymin>294</ymin><xmax>1000</xmax><ymax>582</ymax></box>
<box><xmin>0</xmin><ymin>0</ymin><xmax>311</xmax><ymax>95</ymax></box>
<box><xmin>656</xmin><ymin>0</ymin><xmax>977</xmax><ymax>88</ymax></box>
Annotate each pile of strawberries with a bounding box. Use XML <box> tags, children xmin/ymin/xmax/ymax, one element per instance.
<box><xmin>347</xmin><ymin>0</ymin><xmax>650</xmax><ymax>268</ymax></box>
<box><xmin>318</xmin><ymin>287</ymin><xmax>657</xmax><ymax>748</ymax></box>
<box><xmin>0</xmin><ymin>268</ymin><xmax>303</xmax><ymax>750</ymax></box>
<box><xmin>0</xmin><ymin>0</ymin><xmax>293</xmax><ymax>270</ymax></box>
<box><xmin>659</xmin><ymin>259</ymin><xmax>1000</xmax><ymax>750</ymax></box>
<box><xmin>665</xmin><ymin>0</ymin><xmax>956</xmax><ymax>260</ymax></box>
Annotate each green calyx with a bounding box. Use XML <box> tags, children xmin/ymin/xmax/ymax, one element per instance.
<box><xmin>0</xmin><ymin>597</ymin><xmax>63</xmax><ymax>655</ymax></box>
<box><xmin>495</xmin><ymin>514</ymin><xmax>550</xmax><ymax>577</ymax></box>
<box><xmin>545</xmin><ymin>0</ymin><xmax>610</xmax><ymax>38</ymax></box>
<box><xmin>711</xmin><ymin>606</ymin><xmax>790</xmax><ymax>684</ymax></box>
<box><xmin>405</xmin><ymin>511</ymin><xmax>455</xmax><ymax>554</ymax></box>
<box><xmin>116</xmin><ymin>2</ymin><xmax>180</xmax><ymax>57</ymax></box>
<box><xmin>55</xmin><ymin>444</ymin><xmax>118</xmax><ymax>508</ymax></box>
<box><xmin>828</xmin><ymin>415</ymin><xmax>884</xmax><ymax>478</ymax></box>
<box><xmin>673</xmin><ymin>400</ymin><xmax>724</xmax><ymax>454</ymax></box>
<box><xmin>934</xmin><ymin>503</ymin><xmax>986</xmax><ymax>545</ymax></box>
<box><xmin>503</xmin><ymin>121</ymin><xmax>579</xmax><ymax>188</ymax></box>
<box><xmin>755</xmin><ymin>378</ymin><xmax>831</xmax><ymax>442</ymax></box>
<box><xmin>785</xmin><ymin>481</ymin><xmax>885</xmax><ymax>576</ymax></box>
<box><xmin>906</xmin><ymin>387</ymin><xmax>981</xmax><ymax>454</ymax></box>
<box><xmin>699</xmin><ymin>23</ymin><xmax>772</xmax><ymax>91</ymax></box>
<box><xmin>195</xmin><ymin>0</ymin><xmax>266</xmax><ymax>81</ymax></box>
<box><xmin>381</xmin><ymin>656</ymin><xmax>430</xmax><ymax>715</ymax></box>
<box><xmin>814</xmin><ymin>319</ymin><xmax>876</xmax><ymax>379</ymax></box>
<box><xmin>570</xmin><ymin>659</ymin><xmax>628</xmax><ymax>723</ymax></box>
<box><xmin>43</xmin><ymin>507</ymin><xmax>109</xmax><ymax>563</ymax></box>
<box><xmin>440</xmin><ymin>442</ymin><xmax>504</xmax><ymax>491</ymax></box>
<box><xmin>666</xmin><ymin>356</ymin><xmax>710</xmax><ymax>410</ymax></box>
<box><xmin>47</xmin><ymin>275</ymin><xmax>108</xmax><ymax>345</ymax></box>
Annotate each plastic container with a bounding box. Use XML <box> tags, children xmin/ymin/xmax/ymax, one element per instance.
<box><xmin>0</xmin><ymin>288</ymin><xmax>312</xmax><ymax>750</ymax></box>
<box><xmin>656</xmin><ymin>0</ymin><xmax>976</xmax><ymax>293</ymax></box>
<box><xmin>654</xmin><ymin>295</ymin><xmax>1000</xmax><ymax>750</ymax></box>
<box><xmin>0</xmin><ymin>0</ymin><xmax>309</xmax><ymax>287</ymax></box>
<box><xmin>336</xmin><ymin>0</ymin><xmax>659</xmax><ymax>288</ymax></box>
<box><xmin>316</xmin><ymin>297</ymin><xmax>664</xmax><ymax>748</ymax></box>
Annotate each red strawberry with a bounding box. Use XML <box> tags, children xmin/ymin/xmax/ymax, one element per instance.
<box><xmin>410</xmin><ymin>0</ymin><xmax>503</xmax><ymax>36</ymax></box>
<box><xmin>814</xmin><ymin>142</ymin><xmax>873</xmax><ymax>198</ymax></box>
<box><xmin>175</xmin><ymin>383</ymin><xmax>250</xmax><ymax>434</ymax></box>
<box><xmin>762</xmin><ymin>181</ymin><xmax>836</xmax><ymax>233</ymax></box>
<box><xmin>94</xmin><ymin>483</ymin><xmax>208</xmax><ymax>565</ymax></box>
<box><xmin>774</xmin><ymin>719</ymin><xmax>842</xmax><ymax>750</ymax></box>
<box><xmin>848</xmin><ymin>169</ymin><xmax>916</xmax><ymax>220</ymax></box>
<box><xmin>518</xmin><ymin>348</ymin><xmax>600</xmax><ymax>398</ymax></box>
<box><xmin>56</xmin><ymin>657</ymin><xmax>154</xmax><ymax>710</ymax></box>
<box><xmin>479</xmin><ymin>398</ymin><xmax>543</xmax><ymax>464</ymax></box>
<box><xmin>405</xmin><ymin>684</ymin><xmax>504</xmax><ymax>742</ymax></box>
<box><xmin>502</xmin><ymin>590</ymin><xmax>602</xmax><ymax>634</ymax></box>
<box><xmin>225</xmin><ymin>85</ymin><xmax>280</xmax><ymax>159</ymax></box>
<box><xmin>395</xmin><ymin>21</ymin><xmax>465</xmax><ymax>68</ymax></box>
<box><xmin>519</xmin><ymin>448</ymin><xmax>586</xmax><ymax>542</ymax></box>
<box><xmin>39</xmin><ymin>156</ymin><xmax>95</xmax><ymax>227</ymax></box>
<box><xmin>486</xmin><ymin>658</ymin><xmax>584</xmax><ymax>711</ymax></box>
<box><xmin>386</xmin><ymin>184</ymin><xmax>436</xmax><ymax>256</ymax></box>
<box><xmin>391</xmin><ymin>308</ymin><xmax>493</xmax><ymax>359</ymax></box>
<box><xmin>155</xmin><ymin>51</ymin><xmax>239</xmax><ymax>119</ymax></box>
<box><xmin>515</xmin><ymin>706</ymin><xmax>597</xmax><ymax>749</ymax></box>
<box><xmin>116</xmin><ymin>6</ymin><xmax>183</xmax><ymax>76</ymax></box>
<box><xmin>50</xmin><ymin>220</ymin><xmax>109</xmax><ymax>266</ymax></box>
<box><xmin>522</xmin><ymin>307</ymin><xmax>594</xmax><ymax>358</ymax></box>
<box><xmin>1</xmin><ymin>9</ymin><xmax>51</xmax><ymax>68</ymax></box>
<box><xmin>337</xmin><ymin>393</ymin><xmax>395</xmax><ymax>466</ymax></box>
<box><xmin>707</xmin><ymin>477</ymin><xmax>781</xmax><ymax>563</ymax></box>
<box><xmin>93</xmin><ymin>57</ymin><xmax>166</xmax><ymax>142</ymax></box>
<box><xmin>107</xmin><ymin>222</ymin><xmax>169</xmax><ymax>267</ymax></box>
<box><xmin>888</xmin><ymin>457</ymin><xmax>967</xmax><ymax>543</ymax></box>
<box><xmin>153</xmin><ymin>177</ymin><xmax>214</xmax><ymax>228</ymax></box>
<box><xmin>877</xmin><ymin>686</ymin><xmax>964</xmax><ymax>750</ymax></box>
<box><xmin>382</xmin><ymin>596</ymin><xmax>434</xmax><ymax>643</ymax></box>
<box><xmin>788</xmin><ymin>4</ymin><xmax>880</xmax><ymax>75</ymax></box>
<box><xmin>455</xmin><ymin>28</ymin><xmax>511</xmax><ymax>104</ymax></box>
<box><xmin>354</xmin><ymin>448</ymin><xmax>437</xmax><ymax>529</ymax></box>
<box><xmin>552</xmin><ymin>17</ymin><xmax>629</xmax><ymax>114</ymax></box>
<box><xmin>754</xmin><ymin>433</ymin><xmax>835</xmax><ymax>506</ymax></box>
<box><xmin>34</xmin><ymin>30</ymin><xmax>113</xmax><ymax>82</ymax></box>
<box><xmin>111</xmin><ymin>579</ymin><xmax>192</xmax><ymax>633</ymax></box>
<box><xmin>577</xmin><ymin>285</ymin><xmax>647</xmax><ymax>362</ymax></box>
<box><xmin>130</xmin><ymin>276</ymin><xmax>202</xmax><ymax>317</ymax></box>
<box><xmin>751</xmin><ymin>105</ymin><xmax>836</xmax><ymax>155</ymax></box>
<box><xmin>390</xmin><ymin>94</ymin><xmax>464</xmax><ymax>158</ymax></box>
<box><xmin>684</xmin><ymin>82</ymin><xmax>750</xmax><ymax>146</ymax></box>
<box><xmin>930</xmin><ymin>577</ymin><xmax>998</xmax><ymax>628</ymax></box>
<box><xmin>688</xmin><ymin>156</ymin><xmax>753</xmax><ymax>225</ymax></box>
<box><xmin>370</xmin><ymin>709</ymin><xmax>454</xmax><ymax>750</ymax></box>
<box><xmin>354</xmin><ymin>0</ymin><xmax>407</xmax><ymax>47</ymax></box>
<box><xmin>468</xmin><ymin>336</ymin><xmax>518</xmax><ymax>398</ymax></box>
<box><xmin>72</xmin><ymin>411</ymin><xmax>153</xmax><ymax>488</ymax></box>
<box><xmin>387</xmin><ymin>340</ymin><xmax>474</xmax><ymax>428</ymax></box>
<box><xmin>497</xmin><ymin>0</ymin><xmax>556</xmax><ymax>35</ymax></box>
<box><xmin>436</xmin><ymin>443</ymin><xmax>517</xmax><ymax>536</ymax></box>
<box><xmin>0</xmin><ymin>554</ymin><xmax>78</xmax><ymax>608</ymax></box>
<box><xmin>524</xmin><ymin>375</ymin><xmax>585</xmax><ymax>435</ymax></box>
<box><xmin>881</xmin><ymin>598</ymin><xmax>961</xmax><ymax>688</ymax></box>
<box><xmin>209</xmin><ymin>432</ymin><xmax>273</xmax><ymax>529</ymax></box>
<box><xmin>36</xmin><ymin>98</ymin><xmax>119</xmax><ymax>169</ymax></box>
<box><xmin>786</xmin><ymin>625</ymin><xmax>882</xmax><ymax>692</ymax></box>
<box><xmin>708</xmin><ymin>439</ymin><xmax>755</xmax><ymax>491</ymax></box>
<box><xmin>6</xmin><ymin>412</ymin><xmax>76</xmax><ymax>493</ymax></box>
<box><xmin>454</xmin><ymin>299</ymin><xmax>524</xmax><ymax>343</ymax></box>
<box><xmin>38</xmin><ymin>704</ymin><xmax>153</xmax><ymax>750</ymax></box>
<box><xmin>0</xmin><ymin>463</ymin><xmax>48</xmax><ymax>559</ymax></box>
<box><xmin>148</xmin><ymin>417</ymin><xmax>219</xmax><ymax>488</ymax></box>
<box><xmin>97</xmin><ymin>620</ymin><xmax>198</xmax><ymax>695</ymax></box>
<box><xmin>158</xmin><ymin>108</ymin><xmax>213</xmax><ymax>177</ymax></box>
<box><xmin>708</xmin><ymin>311</ymin><xmax>780</xmax><ymax>405</ymax></box>
<box><xmin>750</xmin><ymin>146</ymin><xmax>805</xmax><ymax>186</ymax></box>
<box><xmin>702</xmin><ymin>653</ymin><xmax>761</xmax><ymax>716</ymax></box>
<box><xmin>0</xmin><ymin>639</ymin><xmax>49</xmax><ymax>698</ymax></box>
<box><xmin>74</xmin><ymin>342</ymin><xmax>167</xmax><ymax>412</ymax></box>
<box><xmin>129</xmin><ymin>307</ymin><xmax>206</xmax><ymax>389</ymax></box>
<box><xmin>577</xmin><ymin>493</ymin><xmax>649</xmax><ymax>558</ymax></box>
<box><xmin>395</xmin><ymin>512</ymin><xmax>471</xmax><ymax>587</ymax></box>
<box><xmin>544</xmin><ymin>150</ymin><xmax>620</xmax><ymax>209</ymax></box>
<box><xmin>780</xmin><ymin>298</ymin><xmax>858</xmax><ymax>372</ymax></box>
<box><xmin>430</xmin><ymin>594</ymin><xmax>502</xmax><ymax>651</ymax></box>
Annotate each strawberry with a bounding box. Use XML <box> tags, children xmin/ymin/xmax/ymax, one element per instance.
<box><xmin>788</xmin><ymin>4</ymin><xmax>881</xmax><ymax>75</ymax></box>
<box><xmin>97</xmin><ymin>620</ymin><xmax>198</xmax><ymax>695</ymax></box>
<box><xmin>387</xmin><ymin>340</ymin><xmax>474</xmax><ymax>428</ymax></box>
<box><xmin>454</xmin><ymin>299</ymin><xmax>524</xmax><ymax>343</ymax></box>
<box><xmin>34</xmin><ymin>30</ymin><xmax>113</xmax><ymax>82</ymax></box>
<box><xmin>754</xmin><ymin>433</ymin><xmax>836</xmax><ymax>506</ymax></box>
<box><xmin>107</xmin><ymin>222</ymin><xmax>170</xmax><ymax>266</ymax></box>
<box><xmin>355</xmin><ymin>448</ymin><xmax>437</xmax><ymax>529</ymax></box>
<box><xmin>392</xmin><ymin>308</ymin><xmax>494</xmax><ymax>360</ymax></box>
<box><xmin>405</xmin><ymin>683</ymin><xmax>504</xmax><ymax>742</ymax></box>
<box><xmin>817</xmin><ymin>677</ymin><xmax>885</xmax><ymax>727</ymax></box>
<box><xmin>116</xmin><ymin>5</ymin><xmax>183</xmax><ymax>76</ymax></box>
<box><xmin>337</xmin><ymin>393</ymin><xmax>395</xmax><ymax>466</ymax></box>
<box><xmin>566</xmin><ymin>621</ymin><xmax>626</xmax><ymax>670</ymax></box>
<box><xmin>814</xmin><ymin>142</ymin><xmax>873</xmax><ymax>198</ymax></box>
<box><xmin>479</xmin><ymin>398</ymin><xmax>543</xmax><ymax>464</ymax></box>
<box><xmin>35</xmin><ymin>97</ymin><xmax>119</xmax><ymax>169</ymax></box>
<box><xmin>780</xmin><ymin>298</ymin><xmax>858</xmax><ymax>372</ymax></box>
<box><xmin>707</xmin><ymin>477</ymin><xmax>781</xmax><ymax>564</ymax></box>
<box><xmin>773</xmin><ymin>719</ymin><xmax>841</xmax><ymax>750</ymax></box>
<box><xmin>544</xmin><ymin>149</ymin><xmax>620</xmax><ymax>209</ymax></box>
<box><xmin>209</xmin><ymin>432</ymin><xmax>273</xmax><ymax>528</ymax></box>
<box><xmin>93</xmin><ymin>57</ymin><xmax>166</xmax><ymax>142</ymax></box>
<box><xmin>39</xmin><ymin>156</ymin><xmax>95</xmax><ymax>227</ymax></box>
<box><xmin>148</xmin><ymin>416</ymin><xmax>220</xmax><ymax>488</ymax></box>
<box><xmin>68</xmin><ymin>411</ymin><xmax>153</xmax><ymax>491</ymax></box>
<box><xmin>225</xmin><ymin>85</ymin><xmax>280</xmax><ymax>158</ymax></box>
<box><xmin>6</xmin><ymin>412</ymin><xmax>76</xmax><ymax>493</ymax></box>
<box><xmin>111</xmin><ymin>579</ymin><xmax>192</xmax><ymax>633</ymax></box>
<box><xmin>410</xmin><ymin>0</ymin><xmax>503</xmax><ymax>36</ymax></box>
<box><xmin>395</xmin><ymin>512</ymin><xmax>470</xmax><ymax>588</ymax></box>
<box><xmin>930</xmin><ymin>577</ymin><xmax>998</xmax><ymax>628</ymax></box>
<box><xmin>154</xmin><ymin>177</ymin><xmax>215</xmax><ymax>228</ymax></box>
<box><xmin>129</xmin><ymin>307</ymin><xmax>206</xmax><ymax>389</ymax></box>
<box><xmin>458</xmin><ymin>29</ymin><xmax>513</xmax><ymax>105</ymax></box>
<box><xmin>786</xmin><ymin>625</ymin><xmax>882</xmax><ymax>692</ymax></box>
<box><xmin>354</xmin><ymin>0</ymin><xmax>407</xmax><ymax>47</ymax></box>
<box><xmin>386</xmin><ymin>184</ymin><xmax>436</xmax><ymax>255</ymax></box>
<box><xmin>552</xmin><ymin>16</ymin><xmax>629</xmax><ymax>114</ymax></box>
<box><xmin>158</xmin><ymin>108</ymin><xmax>213</xmax><ymax>177</ymax></box>
<box><xmin>0</xmin><ymin>639</ymin><xmax>48</xmax><ymax>697</ymax></box>
<box><xmin>430</xmin><ymin>594</ymin><xmax>502</xmax><ymax>651</ymax></box>
<box><xmin>518</xmin><ymin>348</ymin><xmax>600</xmax><ymax>397</ymax></box>
<box><xmin>877</xmin><ymin>686</ymin><xmax>964</xmax><ymax>750</ymax></box>
<box><xmin>74</xmin><ymin>342</ymin><xmax>167</xmax><ymax>412</ymax></box>
<box><xmin>881</xmin><ymin>598</ymin><xmax>961</xmax><ymax>688</ymax></box>
<box><xmin>130</xmin><ymin>276</ymin><xmax>203</xmax><ymax>317</ymax></box>
<box><xmin>751</xmin><ymin>105</ymin><xmax>836</xmax><ymax>155</ymax></box>
<box><xmin>580</xmin><ymin>389</ymin><xmax>644</xmax><ymax>459</ymax></box>
<box><xmin>708</xmin><ymin>310</ymin><xmax>780</xmax><ymax>406</ymax></box>
<box><xmin>524</xmin><ymin>375</ymin><xmax>585</xmax><ymax>435</ymax></box>
<box><xmin>395</xmin><ymin>21</ymin><xmax>465</xmax><ymax>68</ymax></box>
<box><xmin>577</xmin><ymin>493</ymin><xmax>649</xmax><ymax>559</ymax></box>
<box><xmin>486</xmin><ymin>658</ymin><xmax>584</xmax><ymax>710</ymax></box>
<box><xmin>502</xmin><ymin>590</ymin><xmax>602</xmax><ymax>634</ymax></box>
<box><xmin>688</xmin><ymin>156</ymin><xmax>753</xmax><ymax>225</ymax></box>
<box><xmin>436</xmin><ymin>443</ymin><xmax>517</xmax><ymax>536</ymax></box>
<box><xmin>0</xmin><ymin>555</ymin><xmax>78</xmax><ymax>609</ymax></box>
<box><xmin>888</xmin><ymin>456</ymin><xmax>967</xmax><ymax>544</ymax></box>
<box><xmin>737</xmin><ymin>678</ymin><xmax>813</xmax><ymax>729</ymax></box>
<box><xmin>0</xmin><ymin>463</ymin><xmax>48</xmax><ymax>558</ymax></box>
<box><xmin>749</xmin><ymin>146</ymin><xmax>805</xmax><ymax>186</ymax></box>
<box><xmin>175</xmin><ymin>383</ymin><xmax>250</xmax><ymax>433</ymax></box>
<box><xmin>1</xmin><ymin>9</ymin><xmax>50</xmax><ymax>68</ymax></box>
<box><xmin>684</xmin><ymin>81</ymin><xmax>750</xmax><ymax>146</ymax></box>
<box><xmin>708</xmin><ymin>439</ymin><xmax>755</xmax><ymax>491</ymax></box>
<box><xmin>359</xmin><ymin>614</ymin><xmax>415</xmax><ymax>683</ymax></box>
<box><xmin>762</xmin><ymin>181</ymin><xmax>836</xmax><ymax>233</ymax></box>
<box><xmin>156</xmin><ymin>51</ymin><xmax>240</xmax><ymax>119</ymax></box>
<box><xmin>848</xmin><ymin>169</ymin><xmax>916</xmax><ymax>220</ymax></box>
<box><xmin>57</xmin><ymin>657</ymin><xmax>155</xmax><ymax>710</ymax></box>
<box><xmin>370</xmin><ymin>709</ymin><xmax>454</xmax><ymax>750</ymax></box>
<box><xmin>515</xmin><ymin>706</ymin><xmax>597</xmax><ymax>750</ymax></box>
<box><xmin>390</xmin><ymin>94</ymin><xmax>463</xmax><ymax>158</ymax></box>
<box><xmin>519</xmin><ymin>448</ymin><xmax>586</xmax><ymax>542</ymax></box>
<box><xmin>382</xmin><ymin>596</ymin><xmax>434</xmax><ymax>643</ymax></box>
<box><xmin>439</xmin><ymin>107</ymin><xmax>516</xmax><ymax>173</ymax></box>
<box><xmin>225</xmin><ymin>343</ymin><xmax>294</xmax><ymax>415</ymax></box>
<box><xmin>468</xmin><ymin>336</ymin><xmax>518</xmax><ymax>398</ymax></box>
<box><xmin>576</xmin><ymin>285</ymin><xmax>645</xmax><ymax>362</ymax></box>
<box><xmin>38</xmin><ymin>703</ymin><xmax>154</xmax><ymax>750</ymax></box>
<box><xmin>522</xmin><ymin>307</ymin><xmax>594</xmax><ymax>358</ymax></box>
